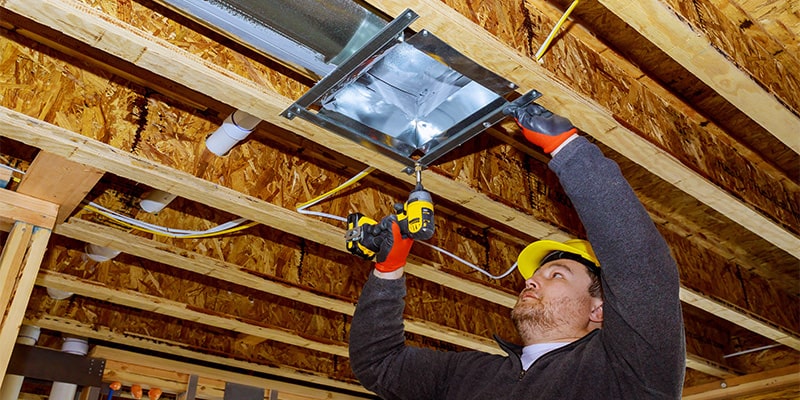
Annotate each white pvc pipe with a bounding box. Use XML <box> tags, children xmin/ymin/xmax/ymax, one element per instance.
<box><xmin>0</xmin><ymin>325</ymin><xmax>41</xmax><ymax>400</ymax></box>
<box><xmin>84</xmin><ymin>243</ymin><xmax>121</xmax><ymax>262</ymax></box>
<box><xmin>205</xmin><ymin>110</ymin><xmax>261</xmax><ymax>156</ymax></box>
<box><xmin>47</xmin><ymin>287</ymin><xmax>74</xmax><ymax>300</ymax></box>
<box><xmin>139</xmin><ymin>189</ymin><xmax>178</xmax><ymax>213</ymax></box>
<box><xmin>48</xmin><ymin>337</ymin><xmax>89</xmax><ymax>400</ymax></box>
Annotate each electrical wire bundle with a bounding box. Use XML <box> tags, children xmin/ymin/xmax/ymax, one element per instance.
<box><xmin>4</xmin><ymin>162</ymin><xmax>516</xmax><ymax>279</ymax></box>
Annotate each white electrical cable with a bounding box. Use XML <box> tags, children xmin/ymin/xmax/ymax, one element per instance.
<box><xmin>294</xmin><ymin>166</ymin><xmax>518</xmax><ymax>280</ymax></box>
<box><xmin>4</xmin><ymin>158</ymin><xmax>516</xmax><ymax>278</ymax></box>
<box><xmin>294</xmin><ymin>167</ymin><xmax>374</xmax><ymax>223</ymax></box>
<box><xmin>86</xmin><ymin>201</ymin><xmax>251</xmax><ymax>237</ymax></box>
<box><xmin>0</xmin><ymin>163</ymin><xmax>25</xmax><ymax>174</ymax></box>
<box><xmin>298</xmin><ymin>209</ymin><xmax>347</xmax><ymax>223</ymax></box>
<box><xmin>419</xmin><ymin>241</ymin><xmax>518</xmax><ymax>279</ymax></box>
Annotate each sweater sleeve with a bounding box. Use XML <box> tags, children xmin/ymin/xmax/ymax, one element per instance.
<box><xmin>549</xmin><ymin>137</ymin><xmax>685</xmax><ymax>395</ymax></box>
<box><xmin>349</xmin><ymin>273</ymin><xmax>457</xmax><ymax>400</ymax></box>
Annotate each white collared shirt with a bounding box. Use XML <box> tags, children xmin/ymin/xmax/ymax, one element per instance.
<box><xmin>521</xmin><ymin>342</ymin><xmax>569</xmax><ymax>370</ymax></box>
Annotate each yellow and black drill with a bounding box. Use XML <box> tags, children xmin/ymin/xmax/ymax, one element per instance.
<box><xmin>345</xmin><ymin>165</ymin><xmax>434</xmax><ymax>259</ymax></box>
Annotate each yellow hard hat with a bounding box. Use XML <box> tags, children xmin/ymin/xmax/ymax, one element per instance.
<box><xmin>516</xmin><ymin>239</ymin><xmax>600</xmax><ymax>279</ymax></box>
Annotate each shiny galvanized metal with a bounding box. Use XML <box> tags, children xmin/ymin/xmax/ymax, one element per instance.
<box><xmin>155</xmin><ymin>0</ymin><xmax>386</xmax><ymax>77</ymax></box>
<box><xmin>157</xmin><ymin>0</ymin><xmax>531</xmax><ymax>170</ymax></box>
<box><xmin>285</xmin><ymin>25</ymin><xmax>530</xmax><ymax>171</ymax></box>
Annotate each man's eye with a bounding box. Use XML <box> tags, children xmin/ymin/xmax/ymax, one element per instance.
<box><xmin>552</xmin><ymin>272</ymin><xmax>564</xmax><ymax>278</ymax></box>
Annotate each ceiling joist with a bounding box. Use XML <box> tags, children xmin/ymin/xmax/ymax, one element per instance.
<box><xmin>0</xmin><ymin>0</ymin><xmax>796</xmax><ymax>396</ymax></box>
<box><xmin>597</xmin><ymin>0</ymin><xmax>800</xmax><ymax>153</ymax></box>
<box><xmin>5</xmin><ymin>0</ymin><xmax>797</xmax><ymax>260</ymax></box>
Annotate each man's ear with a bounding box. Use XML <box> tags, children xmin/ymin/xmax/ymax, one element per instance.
<box><xmin>589</xmin><ymin>301</ymin><xmax>603</xmax><ymax>323</ymax></box>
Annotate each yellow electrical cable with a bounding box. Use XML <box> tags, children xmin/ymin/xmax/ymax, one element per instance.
<box><xmin>295</xmin><ymin>167</ymin><xmax>375</xmax><ymax>210</ymax></box>
<box><xmin>534</xmin><ymin>0</ymin><xmax>581</xmax><ymax>61</ymax></box>
<box><xmin>179</xmin><ymin>221</ymin><xmax>259</xmax><ymax>238</ymax></box>
<box><xmin>86</xmin><ymin>165</ymin><xmax>372</xmax><ymax>239</ymax></box>
<box><xmin>84</xmin><ymin>204</ymin><xmax>166</xmax><ymax>236</ymax></box>
<box><xmin>82</xmin><ymin>166</ymin><xmax>377</xmax><ymax>239</ymax></box>
<box><xmin>84</xmin><ymin>204</ymin><xmax>258</xmax><ymax>238</ymax></box>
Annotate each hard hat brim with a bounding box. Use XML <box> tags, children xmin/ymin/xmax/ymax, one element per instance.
<box><xmin>517</xmin><ymin>239</ymin><xmax>599</xmax><ymax>279</ymax></box>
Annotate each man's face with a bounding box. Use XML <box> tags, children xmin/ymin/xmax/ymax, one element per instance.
<box><xmin>511</xmin><ymin>258</ymin><xmax>601</xmax><ymax>342</ymax></box>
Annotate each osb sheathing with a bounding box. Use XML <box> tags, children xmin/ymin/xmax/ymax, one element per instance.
<box><xmin>1</xmin><ymin>0</ymin><xmax>797</xmax><ymax>343</ymax></box>
<box><xmin>545</xmin><ymin>0</ymin><xmax>798</xmax><ymax>179</ymax></box>
<box><xmin>25</xmin><ymin>288</ymin><xmax>357</xmax><ymax>383</ymax></box>
<box><xmin>53</xmin><ymin>0</ymin><xmax>798</xmax><ymax>240</ymax></box>
<box><xmin>662</xmin><ymin>0</ymin><xmax>800</xmax><ymax>113</ymax></box>
<box><xmin>1</xmin><ymin>0</ymin><xmax>798</xmax><ymax>391</ymax></box>
<box><xmin>438</xmin><ymin>0</ymin><xmax>799</xmax><ymax>233</ymax></box>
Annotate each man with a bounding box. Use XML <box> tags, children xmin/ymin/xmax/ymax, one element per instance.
<box><xmin>349</xmin><ymin>103</ymin><xmax>686</xmax><ymax>399</ymax></box>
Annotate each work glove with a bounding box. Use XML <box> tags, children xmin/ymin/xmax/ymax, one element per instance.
<box><xmin>373</xmin><ymin>215</ymin><xmax>414</xmax><ymax>273</ymax></box>
<box><xmin>504</xmin><ymin>103</ymin><xmax>578</xmax><ymax>154</ymax></box>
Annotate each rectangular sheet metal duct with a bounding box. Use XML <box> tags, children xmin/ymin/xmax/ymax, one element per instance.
<box><xmin>157</xmin><ymin>0</ymin><xmax>539</xmax><ymax>171</ymax></box>
<box><xmin>156</xmin><ymin>0</ymin><xmax>386</xmax><ymax>77</ymax></box>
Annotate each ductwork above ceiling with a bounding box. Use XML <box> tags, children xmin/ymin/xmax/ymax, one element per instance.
<box><xmin>157</xmin><ymin>0</ymin><xmax>538</xmax><ymax>171</ymax></box>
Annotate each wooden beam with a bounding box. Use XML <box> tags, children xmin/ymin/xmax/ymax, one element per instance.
<box><xmin>27</xmin><ymin>315</ymin><xmax>371</xmax><ymax>395</ymax></box>
<box><xmin>0</xmin><ymin>169</ymin><xmax>15</xmax><ymax>232</ymax></box>
<box><xmin>681</xmin><ymin>288</ymin><xmax>800</xmax><ymax>350</ymax></box>
<box><xmin>0</xmin><ymin>167</ymin><xmax>12</xmax><ymax>188</ymax></box>
<box><xmin>7</xmin><ymin>115</ymin><xmax>793</xmax><ymax>352</ymax></box>
<box><xmin>54</xmin><ymin>219</ymin><xmax>503</xmax><ymax>354</ymax></box>
<box><xmin>0</xmin><ymin>223</ymin><xmax>51</xmax><ymax>377</ymax></box>
<box><xmin>8</xmin><ymin>0</ymin><xmax>799</xmax><ymax>260</ymax></box>
<box><xmin>18</xmin><ymin>151</ymin><xmax>103</xmax><ymax>224</ymax></box>
<box><xmin>685</xmin><ymin>354</ymin><xmax>738</xmax><ymax>379</ymax></box>
<box><xmin>682</xmin><ymin>364</ymin><xmax>800</xmax><ymax>399</ymax></box>
<box><xmin>92</xmin><ymin>346</ymin><xmax>369</xmax><ymax>400</ymax></box>
<box><xmin>0</xmin><ymin>189</ymin><xmax>58</xmax><ymax>229</ymax></box>
<box><xmin>597</xmin><ymin>0</ymin><xmax>800</xmax><ymax>153</ymax></box>
<box><xmin>359</xmin><ymin>0</ymin><xmax>799</xmax><ymax>258</ymax></box>
<box><xmin>35</xmin><ymin>270</ymin><xmax>351</xmax><ymax>357</ymax></box>
<box><xmin>0</xmin><ymin>222</ymin><xmax>32</xmax><ymax>335</ymax></box>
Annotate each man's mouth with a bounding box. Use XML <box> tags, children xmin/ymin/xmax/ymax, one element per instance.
<box><xmin>519</xmin><ymin>289</ymin><xmax>539</xmax><ymax>301</ymax></box>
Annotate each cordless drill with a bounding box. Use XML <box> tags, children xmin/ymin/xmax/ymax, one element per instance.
<box><xmin>345</xmin><ymin>166</ymin><xmax>434</xmax><ymax>260</ymax></box>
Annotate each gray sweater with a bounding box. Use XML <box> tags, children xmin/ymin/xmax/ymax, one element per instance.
<box><xmin>349</xmin><ymin>137</ymin><xmax>685</xmax><ymax>399</ymax></box>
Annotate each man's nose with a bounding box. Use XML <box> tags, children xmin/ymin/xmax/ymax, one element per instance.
<box><xmin>525</xmin><ymin>277</ymin><xmax>539</xmax><ymax>290</ymax></box>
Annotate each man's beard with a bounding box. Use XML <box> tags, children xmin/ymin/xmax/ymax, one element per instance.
<box><xmin>511</xmin><ymin>297</ymin><xmax>560</xmax><ymax>333</ymax></box>
<box><xmin>511</xmin><ymin>292</ymin><xmax>589</xmax><ymax>341</ymax></box>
